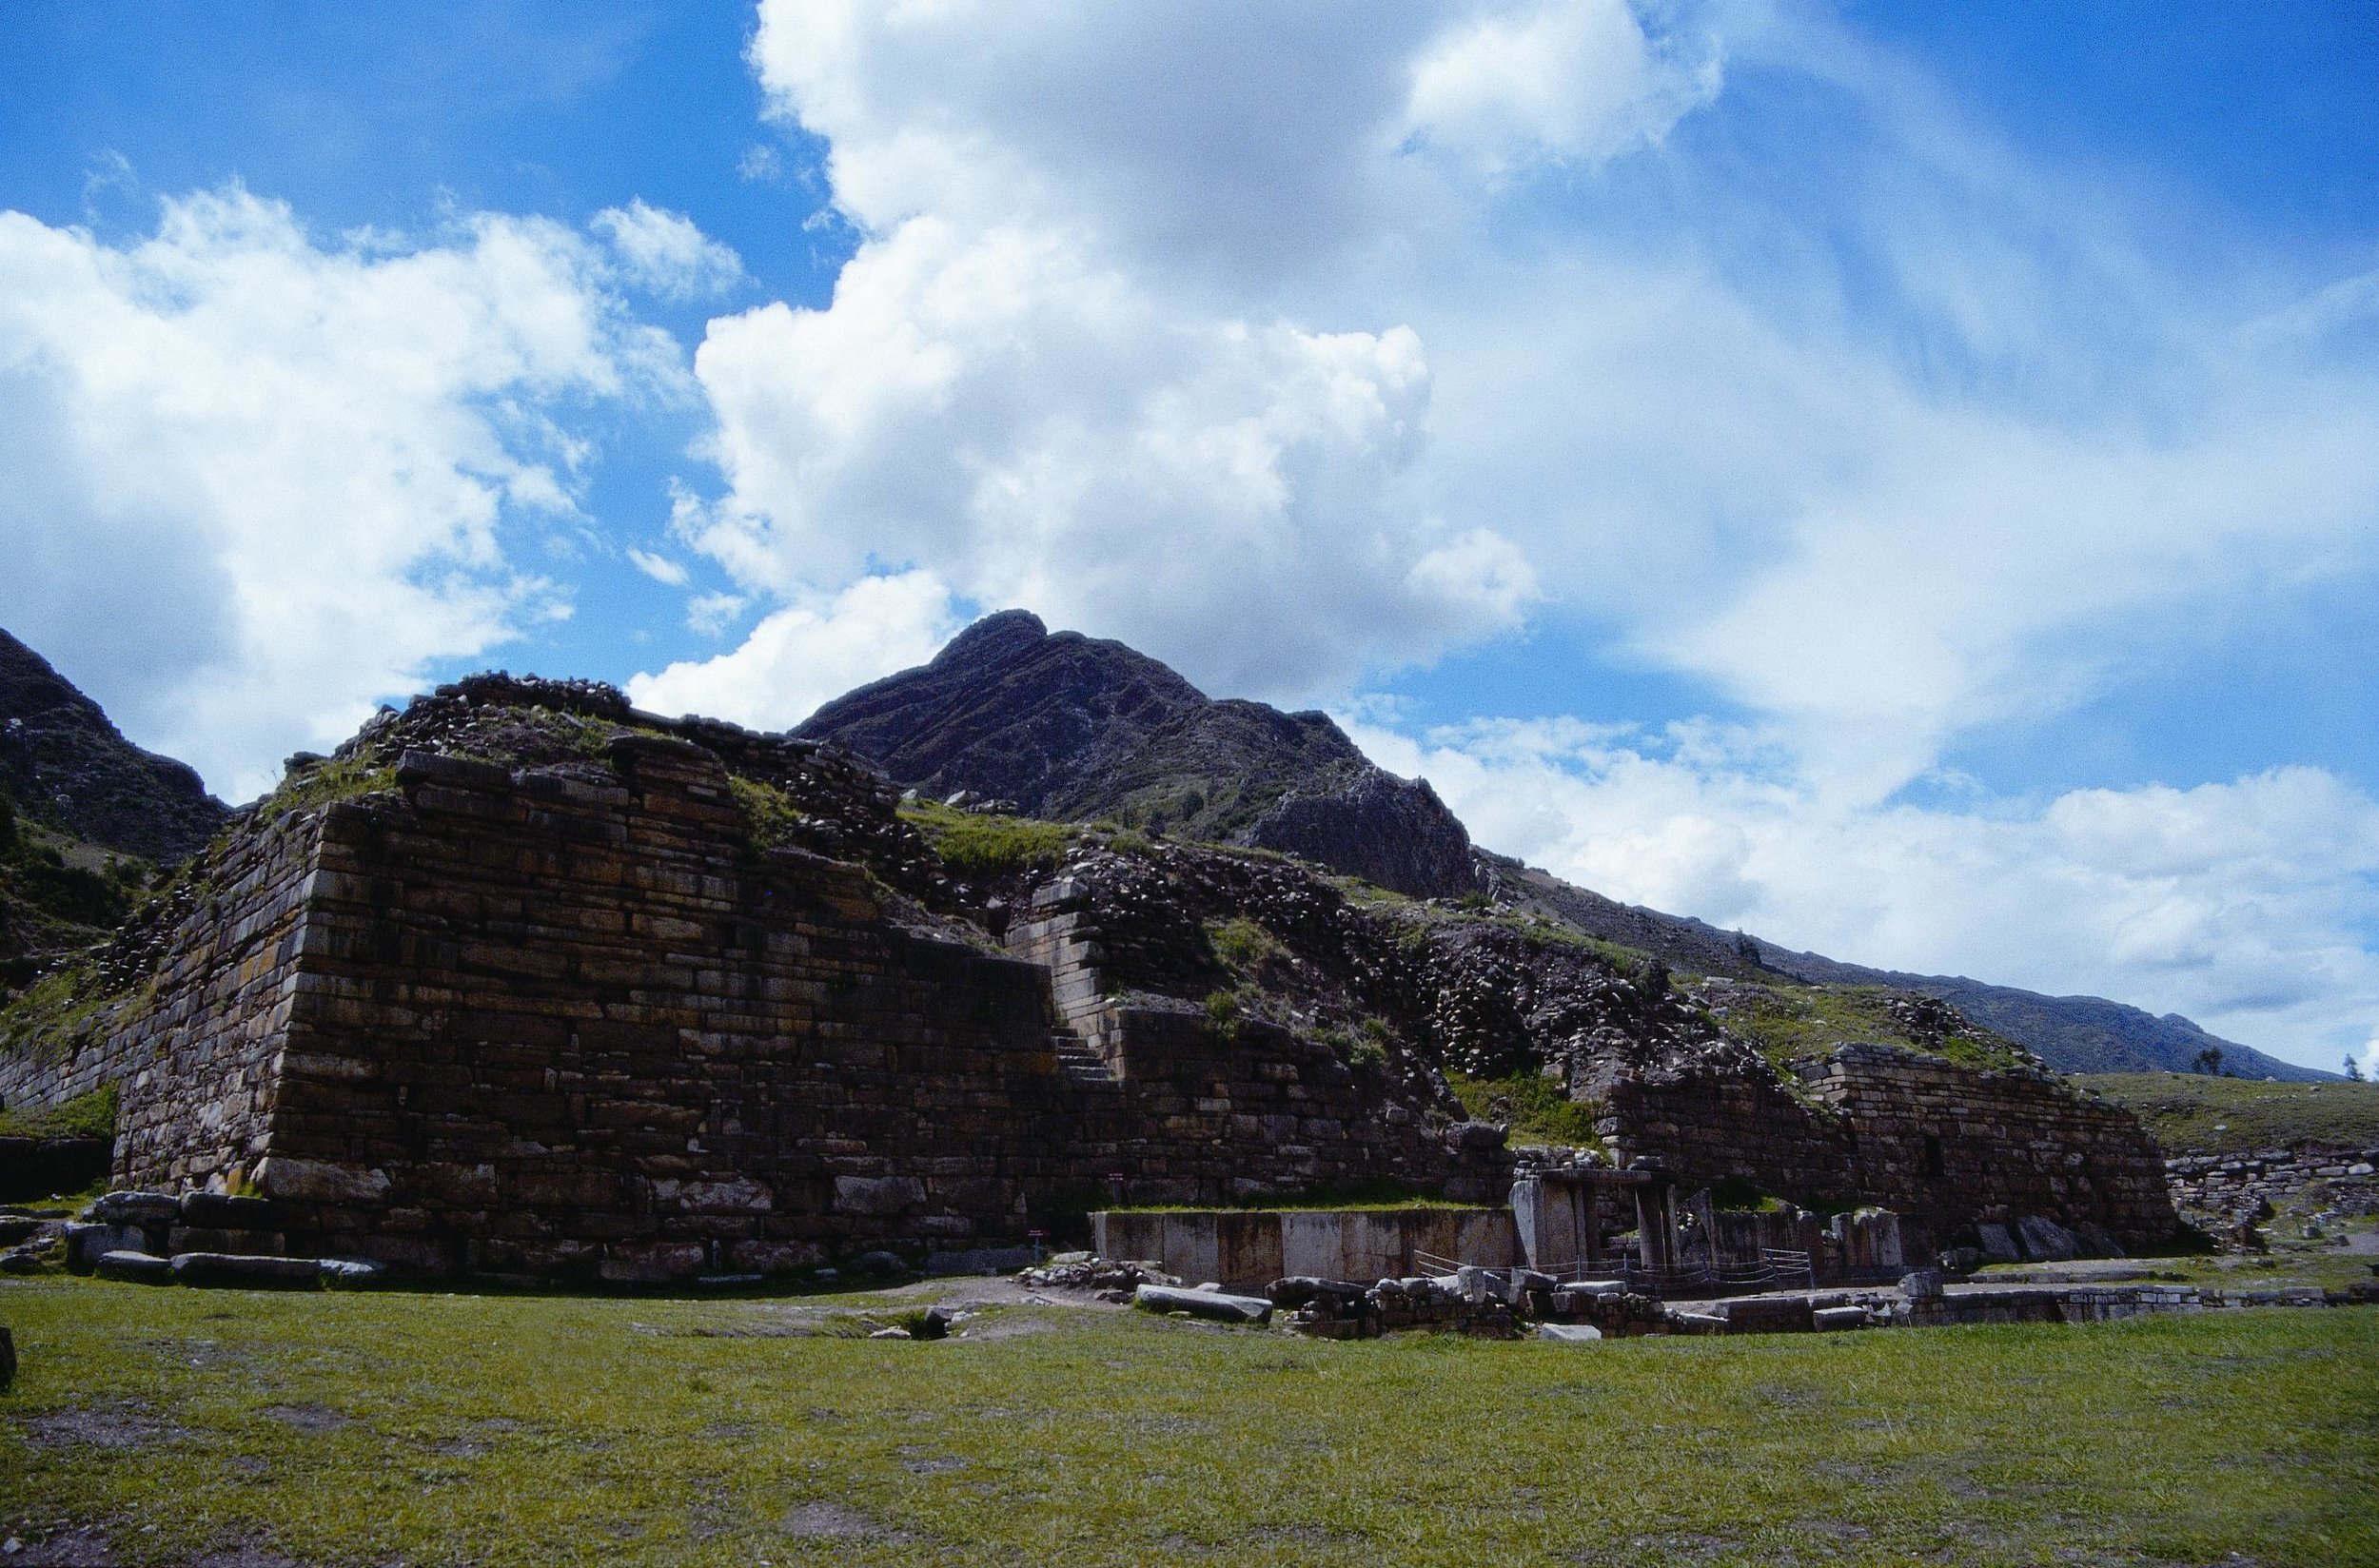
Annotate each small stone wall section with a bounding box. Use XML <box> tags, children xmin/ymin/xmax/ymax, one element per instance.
<box><xmin>0</xmin><ymin>808</ymin><xmax>319</xmax><ymax>1188</ymax></box>
<box><xmin>1093</xmin><ymin>1206</ymin><xmax>1519</xmax><ymax>1289</ymax></box>
<box><xmin>2163</xmin><ymin>1146</ymin><xmax>2379</xmax><ymax>1220</ymax></box>
<box><xmin>1596</xmin><ymin>1044</ymin><xmax>2176</xmax><ymax>1249</ymax></box>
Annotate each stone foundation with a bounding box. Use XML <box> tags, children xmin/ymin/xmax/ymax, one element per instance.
<box><xmin>0</xmin><ymin>732</ymin><xmax>1501</xmax><ymax>1281</ymax></box>
<box><xmin>1597</xmin><ymin>1044</ymin><xmax>2176</xmax><ymax>1250</ymax></box>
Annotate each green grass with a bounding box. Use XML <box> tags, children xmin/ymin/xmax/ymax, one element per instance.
<box><xmin>1717</xmin><ymin>983</ymin><xmax>2031</xmax><ymax>1074</ymax></box>
<box><xmin>897</xmin><ymin>802</ymin><xmax>1074</xmax><ymax>881</ymax></box>
<box><xmin>1206</xmin><ymin>915</ymin><xmax>1288</xmax><ymax>971</ymax></box>
<box><xmin>0</xmin><ymin>1279</ymin><xmax>2372</xmax><ymax>1566</ymax></box>
<box><xmin>728</xmin><ymin>774</ymin><xmax>809</xmax><ymax>852</ymax></box>
<box><xmin>0</xmin><ymin>1083</ymin><xmax>116</xmax><ymax>1140</ymax></box>
<box><xmin>1445</xmin><ymin>1069</ymin><xmax>1602</xmax><ymax>1147</ymax></box>
<box><xmin>0</xmin><ymin>960</ymin><xmax>147</xmax><ymax>1063</ymax></box>
<box><xmin>253</xmin><ymin>755</ymin><xmax>399</xmax><ymax>823</ymax></box>
<box><xmin>2076</xmin><ymin>1071</ymin><xmax>2379</xmax><ymax>1155</ymax></box>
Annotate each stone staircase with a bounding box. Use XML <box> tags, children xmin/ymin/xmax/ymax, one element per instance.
<box><xmin>1052</xmin><ymin>1029</ymin><xmax>1121</xmax><ymax>1088</ymax></box>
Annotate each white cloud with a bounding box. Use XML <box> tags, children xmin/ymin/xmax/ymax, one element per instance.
<box><xmin>672</xmin><ymin>1</ymin><xmax>2379</xmax><ymax>1064</ymax></box>
<box><xmin>685</xmin><ymin>591</ymin><xmax>746</xmax><ymax>637</ymax></box>
<box><xmin>1347</xmin><ymin>712</ymin><xmax>2379</xmax><ymax>1070</ymax></box>
<box><xmin>649</xmin><ymin>0</ymin><xmax>1718</xmax><ymax>714</ymax></box>
<box><xmin>684</xmin><ymin>218</ymin><xmax>1528</xmax><ymax>698</ymax></box>
<box><xmin>592</xmin><ymin>198</ymin><xmax>746</xmax><ymax>301</ymax></box>
<box><xmin>0</xmin><ymin>186</ymin><xmax>682</xmax><ymax>799</ymax></box>
<box><xmin>626</xmin><ymin>569</ymin><xmax>956</xmax><ymax>729</ymax></box>
<box><xmin>1406</xmin><ymin>0</ymin><xmax>1721</xmax><ymax>176</ymax></box>
<box><xmin>626</xmin><ymin>547</ymin><xmax>689</xmax><ymax>586</ymax></box>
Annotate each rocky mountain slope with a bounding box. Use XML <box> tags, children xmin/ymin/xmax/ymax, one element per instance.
<box><xmin>0</xmin><ymin>629</ymin><xmax>230</xmax><ymax>984</ymax></box>
<box><xmin>796</xmin><ymin>611</ymin><xmax>1479</xmax><ymax>897</ymax></box>
<box><xmin>1</xmin><ymin>628</ymin><xmax>227</xmax><ymax>864</ymax></box>
<box><xmin>1746</xmin><ymin>946</ymin><xmax>2326</xmax><ymax>1083</ymax></box>
<box><xmin>802</xmin><ymin>611</ymin><xmax>2323</xmax><ymax>1083</ymax></box>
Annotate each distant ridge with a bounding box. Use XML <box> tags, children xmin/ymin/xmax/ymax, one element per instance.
<box><xmin>797</xmin><ymin>610</ymin><xmax>1480</xmax><ymax>897</ymax></box>
<box><xmin>1753</xmin><ymin>944</ymin><xmax>2332</xmax><ymax>1083</ymax></box>
<box><xmin>0</xmin><ymin>628</ymin><xmax>227</xmax><ymax>865</ymax></box>
<box><xmin>800</xmin><ymin>610</ymin><xmax>2330</xmax><ymax>1081</ymax></box>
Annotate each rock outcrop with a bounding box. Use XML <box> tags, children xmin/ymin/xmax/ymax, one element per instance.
<box><xmin>0</xmin><ymin>628</ymin><xmax>228</xmax><ymax>866</ymax></box>
<box><xmin>796</xmin><ymin>611</ymin><xmax>1479</xmax><ymax>897</ymax></box>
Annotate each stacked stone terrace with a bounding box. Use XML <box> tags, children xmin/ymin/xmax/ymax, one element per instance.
<box><xmin>0</xmin><ymin>672</ymin><xmax>2182</xmax><ymax>1279</ymax></box>
<box><xmin>1594</xmin><ymin>1043</ymin><xmax>2177</xmax><ymax>1259</ymax></box>
<box><xmin>0</xmin><ymin>684</ymin><xmax>1503</xmax><ymax>1282</ymax></box>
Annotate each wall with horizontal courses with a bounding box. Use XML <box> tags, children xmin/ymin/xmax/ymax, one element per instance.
<box><xmin>2163</xmin><ymin>1146</ymin><xmax>2379</xmax><ymax>1221</ymax></box>
<box><xmin>0</xmin><ymin>807</ymin><xmax>319</xmax><ymax>1189</ymax></box>
<box><xmin>1595</xmin><ymin>1042</ymin><xmax>2177</xmax><ymax>1250</ymax></box>
<box><xmin>44</xmin><ymin>732</ymin><xmax>1498</xmax><ymax>1282</ymax></box>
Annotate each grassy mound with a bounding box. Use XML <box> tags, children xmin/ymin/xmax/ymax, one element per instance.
<box><xmin>2075</xmin><ymin>1071</ymin><xmax>2379</xmax><ymax>1154</ymax></box>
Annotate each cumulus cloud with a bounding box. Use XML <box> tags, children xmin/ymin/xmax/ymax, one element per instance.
<box><xmin>1348</xmin><ymin>714</ymin><xmax>2379</xmax><ymax>1068</ymax></box>
<box><xmin>626</xmin><ymin>570</ymin><xmax>955</xmax><ymax>729</ymax></box>
<box><xmin>672</xmin><ymin>0</ymin><xmax>2379</xmax><ymax>1066</ymax></box>
<box><xmin>654</xmin><ymin>0</ymin><xmax>1720</xmax><ymax>707</ymax></box>
<box><xmin>592</xmin><ymin>198</ymin><xmax>746</xmax><ymax>301</ymax></box>
<box><xmin>0</xmin><ymin>186</ymin><xmax>682</xmax><ymax>798</ymax></box>
<box><xmin>1406</xmin><ymin>0</ymin><xmax>1721</xmax><ymax>175</ymax></box>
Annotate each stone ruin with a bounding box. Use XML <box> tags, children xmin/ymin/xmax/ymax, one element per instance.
<box><xmin>0</xmin><ymin>674</ymin><xmax>2178</xmax><ymax>1284</ymax></box>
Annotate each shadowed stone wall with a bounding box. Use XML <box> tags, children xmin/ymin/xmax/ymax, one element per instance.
<box><xmin>2</xmin><ymin>732</ymin><xmax>1501</xmax><ymax>1281</ymax></box>
<box><xmin>1596</xmin><ymin>1044</ymin><xmax>2177</xmax><ymax>1249</ymax></box>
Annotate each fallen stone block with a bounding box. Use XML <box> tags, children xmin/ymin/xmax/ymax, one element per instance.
<box><xmin>88</xmin><ymin>1191</ymin><xmax>181</xmax><ymax>1227</ymax></box>
<box><xmin>318</xmin><ymin>1258</ymin><xmax>390</xmax><ymax>1288</ymax></box>
<box><xmin>1670</xmin><ymin>1310</ymin><xmax>1729</xmax><ymax>1335</ymax></box>
<box><xmin>2016</xmin><ymin>1216</ymin><xmax>2079</xmax><ymax>1263</ymax></box>
<box><xmin>168</xmin><ymin>1253</ymin><xmax>322</xmax><ymax>1291</ymax></box>
<box><xmin>65</xmin><ymin>1223</ymin><xmax>147</xmax><ymax>1275</ymax></box>
<box><xmin>179</xmin><ymin>1193</ymin><xmax>279</xmax><ymax>1229</ymax></box>
<box><xmin>1813</xmin><ymin>1306</ymin><xmax>1870</xmax><ymax>1331</ymax></box>
<box><xmin>1898</xmin><ymin>1267</ymin><xmax>1945</xmax><ymax>1303</ymax></box>
<box><xmin>1536</xmin><ymin>1323</ymin><xmax>1603</xmax><ymax>1343</ymax></box>
<box><xmin>1975</xmin><ymin>1223</ymin><xmax>2019</xmax><ymax>1264</ymax></box>
<box><xmin>1134</xmin><ymin>1284</ymin><xmax>1272</xmax><ymax>1324</ymax></box>
<box><xmin>94</xmin><ymin>1250</ymin><xmax>175</xmax><ymax>1284</ymax></box>
<box><xmin>1267</xmin><ymin>1277</ymin><xmax>1370</xmax><ymax>1308</ymax></box>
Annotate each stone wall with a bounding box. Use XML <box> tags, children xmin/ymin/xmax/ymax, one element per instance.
<box><xmin>1595</xmin><ymin>1044</ymin><xmax>2176</xmax><ymax>1249</ymax></box>
<box><xmin>0</xmin><ymin>807</ymin><xmax>319</xmax><ymax>1188</ymax></box>
<box><xmin>3</xmin><ymin>731</ymin><xmax>1501</xmax><ymax>1281</ymax></box>
<box><xmin>2164</xmin><ymin>1146</ymin><xmax>2379</xmax><ymax>1221</ymax></box>
<box><xmin>1092</xmin><ymin>1205</ymin><xmax>1520</xmax><ymax>1288</ymax></box>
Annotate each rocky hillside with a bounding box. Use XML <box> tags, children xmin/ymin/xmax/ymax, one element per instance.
<box><xmin>0</xmin><ymin>629</ymin><xmax>231</xmax><ymax>986</ymax></box>
<box><xmin>796</xmin><ymin>611</ymin><xmax>1478</xmax><ymax>897</ymax></box>
<box><xmin>1750</xmin><ymin>945</ymin><xmax>2327</xmax><ymax>1083</ymax></box>
<box><xmin>0</xmin><ymin>628</ymin><xmax>227</xmax><ymax>864</ymax></box>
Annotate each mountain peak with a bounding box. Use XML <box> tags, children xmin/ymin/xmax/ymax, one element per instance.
<box><xmin>0</xmin><ymin>628</ymin><xmax>228</xmax><ymax>864</ymax></box>
<box><xmin>931</xmin><ymin>607</ymin><xmax>1048</xmax><ymax>665</ymax></box>
<box><xmin>799</xmin><ymin>612</ymin><xmax>1477</xmax><ymax>896</ymax></box>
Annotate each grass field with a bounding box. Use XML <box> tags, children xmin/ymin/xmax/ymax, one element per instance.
<box><xmin>2076</xmin><ymin>1072</ymin><xmax>2379</xmax><ymax>1155</ymax></box>
<box><xmin>2</xmin><ymin>1277</ymin><xmax>2374</xmax><ymax>1567</ymax></box>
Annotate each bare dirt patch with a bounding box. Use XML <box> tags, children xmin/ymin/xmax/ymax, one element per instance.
<box><xmin>6</xmin><ymin>1525</ymin><xmax>116</xmax><ymax>1566</ymax></box>
<box><xmin>18</xmin><ymin>1402</ymin><xmax>187</xmax><ymax>1452</ymax></box>
<box><xmin>778</xmin><ymin>1501</ymin><xmax>908</xmax><ymax>1543</ymax></box>
<box><xmin>258</xmin><ymin>1401</ymin><xmax>347</xmax><ymax>1434</ymax></box>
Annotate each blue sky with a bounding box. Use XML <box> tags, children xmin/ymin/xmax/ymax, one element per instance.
<box><xmin>3</xmin><ymin>2</ymin><xmax>2375</xmax><ymax>1071</ymax></box>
